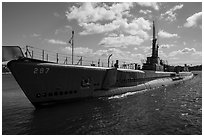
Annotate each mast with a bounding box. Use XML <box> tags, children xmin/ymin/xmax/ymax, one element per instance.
<box><xmin>71</xmin><ymin>30</ymin><xmax>74</xmax><ymax>65</ymax></box>
<box><xmin>69</xmin><ymin>30</ymin><xmax>74</xmax><ymax>65</ymax></box>
<box><xmin>152</xmin><ymin>21</ymin><xmax>158</xmax><ymax>58</ymax></box>
<box><xmin>153</xmin><ymin>21</ymin><xmax>156</xmax><ymax>40</ymax></box>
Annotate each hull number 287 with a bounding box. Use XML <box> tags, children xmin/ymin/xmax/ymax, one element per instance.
<box><xmin>34</xmin><ymin>67</ymin><xmax>50</xmax><ymax>74</ymax></box>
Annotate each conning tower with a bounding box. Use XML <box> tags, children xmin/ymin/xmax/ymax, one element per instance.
<box><xmin>142</xmin><ymin>21</ymin><xmax>164</xmax><ymax>71</ymax></box>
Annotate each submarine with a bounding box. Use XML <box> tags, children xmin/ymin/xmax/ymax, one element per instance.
<box><xmin>3</xmin><ymin>21</ymin><xmax>193</xmax><ymax>107</ymax></box>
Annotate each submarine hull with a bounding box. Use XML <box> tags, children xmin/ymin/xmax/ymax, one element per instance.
<box><xmin>7</xmin><ymin>58</ymin><xmax>193</xmax><ymax>107</ymax></box>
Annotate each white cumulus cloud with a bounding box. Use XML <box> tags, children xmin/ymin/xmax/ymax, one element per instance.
<box><xmin>99</xmin><ymin>34</ymin><xmax>144</xmax><ymax>48</ymax></box>
<box><xmin>161</xmin><ymin>4</ymin><xmax>183</xmax><ymax>22</ymax></box>
<box><xmin>46</xmin><ymin>39</ymin><xmax>67</xmax><ymax>45</ymax></box>
<box><xmin>139</xmin><ymin>9</ymin><xmax>152</xmax><ymax>14</ymax></box>
<box><xmin>78</xmin><ymin>17</ymin><xmax>151</xmax><ymax>47</ymax></box>
<box><xmin>112</xmin><ymin>17</ymin><xmax>151</xmax><ymax>38</ymax></box>
<box><xmin>66</xmin><ymin>2</ymin><xmax>133</xmax><ymax>23</ymax></box>
<box><xmin>63</xmin><ymin>46</ymin><xmax>93</xmax><ymax>55</ymax></box>
<box><xmin>31</xmin><ymin>33</ymin><xmax>41</xmax><ymax>37</ymax></box>
<box><xmin>181</xmin><ymin>47</ymin><xmax>196</xmax><ymax>53</ymax></box>
<box><xmin>158</xmin><ymin>30</ymin><xmax>178</xmax><ymax>38</ymax></box>
<box><xmin>137</xmin><ymin>2</ymin><xmax>159</xmax><ymax>10</ymax></box>
<box><xmin>160</xmin><ymin>44</ymin><xmax>175</xmax><ymax>48</ymax></box>
<box><xmin>66</xmin><ymin>2</ymin><xmax>152</xmax><ymax>48</ymax></box>
<box><xmin>169</xmin><ymin>47</ymin><xmax>196</xmax><ymax>57</ymax></box>
<box><xmin>184</xmin><ymin>12</ymin><xmax>202</xmax><ymax>28</ymax></box>
<box><xmin>79</xmin><ymin>22</ymin><xmax>119</xmax><ymax>35</ymax></box>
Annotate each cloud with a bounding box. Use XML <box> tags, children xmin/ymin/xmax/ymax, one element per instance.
<box><xmin>192</xmin><ymin>51</ymin><xmax>202</xmax><ymax>57</ymax></box>
<box><xmin>168</xmin><ymin>47</ymin><xmax>197</xmax><ymax>57</ymax></box>
<box><xmin>160</xmin><ymin>44</ymin><xmax>175</xmax><ymax>48</ymax></box>
<box><xmin>78</xmin><ymin>17</ymin><xmax>151</xmax><ymax>47</ymax></box>
<box><xmin>79</xmin><ymin>22</ymin><xmax>119</xmax><ymax>35</ymax></box>
<box><xmin>139</xmin><ymin>46</ymin><xmax>151</xmax><ymax>53</ymax></box>
<box><xmin>139</xmin><ymin>9</ymin><xmax>152</xmax><ymax>14</ymax></box>
<box><xmin>99</xmin><ymin>34</ymin><xmax>144</xmax><ymax>48</ymax></box>
<box><xmin>137</xmin><ymin>2</ymin><xmax>159</xmax><ymax>10</ymax></box>
<box><xmin>46</xmin><ymin>39</ymin><xmax>67</xmax><ymax>45</ymax></box>
<box><xmin>75</xmin><ymin>13</ymin><xmax>151</xmax><ymax>38</ymax></box>
<box><xmin>66</xmin><ymin>2</ymin><xmax>133</xmax><ymax>23</ymax></box>
<box><xmin>177</xmin><ymin>25</ymin><xmax>182</xmax><ymax>29</ymax></box>
<box><xmin>63</xmin><ymin>46</ymin><xmax>93</xmax><ymax>55</ymax></box>
<box><xmin>61</xmin><ymin>47</ymin><xmax>145</xmax><ymax>65</ymax></box>
<box><xmin>184</xmin><ymin>12</ymin><xmax>202</xmax><ymax>28</ymax></box>
<box><xmin>66</xmin><ymin>3</ymin><xmax>151</xmax><ymax>37</ymax></box>
<box><xmin>55</xmin><ymin>25</ymin><xmax>72</xmax><ymax>35</ymax></box>
<box><xmin>131</xmin><ymin>53</ymin><xmax>144</xmax><ymax>61</ymax></box>
<box><xmin>94</xmin><ymin>48</ymin><xmax>145</xmax><ymax>63</ymax></box>
<box><xmin>106</xmin><ymin>17</ymin><xmax>151</xmax><ymax>38</ymax></box>
<box><xmin>158</xmin><ymin>30</ymin><xmax>178</xmax><ymax>38</ymax></box>
<box><xmin>125</xmin><ymin>17</ymin><xmax>151</xmax><ymax>37</ymax></box>
<box><xmin>31</xmin><ymin>33</ymin><xmax>41</xmax><ymax>37</ymax></box>
<box><xmin>107</xmin><ymin>33</ymin><xmax>118</xmax><ymax>37</ymax></box>
<box><xmin>66</xmin><ymin>2</ymin><xmax>151</xmax><ymax>49</ymax></box>
<box><xmin>161</xmin><ymin>4</ymin><xmax>183</xmax><ymax>22</ymax></box>
<box><xmin>158</xmin><ymin>50</ymin><xmax>168</xmax><ymax>58</ymax></box>
<box><xmin>181</xmin><ymin>48</ymin><xmax>196</xmax><ymax>53</ymax></box>
<box><xmin>53</xmin><ymin>12</ymin><xmax>60</xmax><ymax>17</ymax></box>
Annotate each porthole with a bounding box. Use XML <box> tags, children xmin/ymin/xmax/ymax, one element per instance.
<box><xmin>69</xmin><ymin>91</ymin><xmax>73</xmax><ymax>94</ymax></box>
<box><xmin>64</xmin><ymin>91</ymin><xmax>68</xmax><ymax>95</ymax></box>
<box><xmin>74</xmin><ymin>90</ymin><xmax>77</xmax><ymax>94</ymax></box>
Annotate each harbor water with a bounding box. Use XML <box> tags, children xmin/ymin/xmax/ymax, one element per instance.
<box><xmin>2</xmin><ymin>71</ymin><xmax>202</xmax><ymax>135</ymax></box>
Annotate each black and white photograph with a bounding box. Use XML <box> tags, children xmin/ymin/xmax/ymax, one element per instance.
<box><xmin>2</xmin><ymin>2</ymin><xmax>202</xmax><ymax>135</ymax></box>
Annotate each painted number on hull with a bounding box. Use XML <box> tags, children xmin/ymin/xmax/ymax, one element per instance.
<box><xmin>34</xmin><ymin>67</ymin><xmax>50</xmax><ymax>74</ymax></box>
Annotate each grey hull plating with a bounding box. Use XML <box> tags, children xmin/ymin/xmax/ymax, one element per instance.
<box><xmin>7</xmin><ymin>58</ymin><xmax>193</xmax><ymax>107</ymax></box>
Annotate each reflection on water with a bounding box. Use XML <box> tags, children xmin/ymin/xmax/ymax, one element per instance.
<box><xmin>2</xmin><ymin>72</ymin><xmax>202</xmax><ymax>135</ymax></box>
<box><xmin>29</xmin><ymin>99</ymin><xmax>119</xmax><ymax>135</ymax></box>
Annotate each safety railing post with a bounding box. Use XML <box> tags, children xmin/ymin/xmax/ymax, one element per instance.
<box><xmin>56</xmin><ymin>53</ymin><xmax>59</xmax><ymax>63</ymax></box>
<box><xmin>42</xmin><ymin>50</ymin><xmax>44</xmax><ymax>61</ymax></box>
<box><xmin>31</xmin><ymin>50</ymin><xmax>33</xmax><ymax>59</ymax></box>
<box><xmin>80</xmin><ymin>56</ymin><xmax>82</xmax><ymax>65</ymax></box>
<box><xmin>98</xmin><ymin>59</ymin><xmax>100</xmax><ymax>67</ymax></box>
<box><xmin>25</xmin><ymin>45</ymin><xmax>28</xmax><ymax>58</ymax></box>
<box><xmin>46</xmin><ymin>54</ymin><xmax>48</xmax><ymax>61</ymax></box>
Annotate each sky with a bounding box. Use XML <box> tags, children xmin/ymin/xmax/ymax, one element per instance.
<box><xmin>2</xmin><ymin>2</ymin><xmax>202</xmax><ymax>66</ymax></box>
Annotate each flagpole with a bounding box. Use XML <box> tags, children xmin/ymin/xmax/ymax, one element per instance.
<box><xmin>68</xmin><ymin>30</ymin><xmax>74</xmax><ymax>65</ymax></box>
